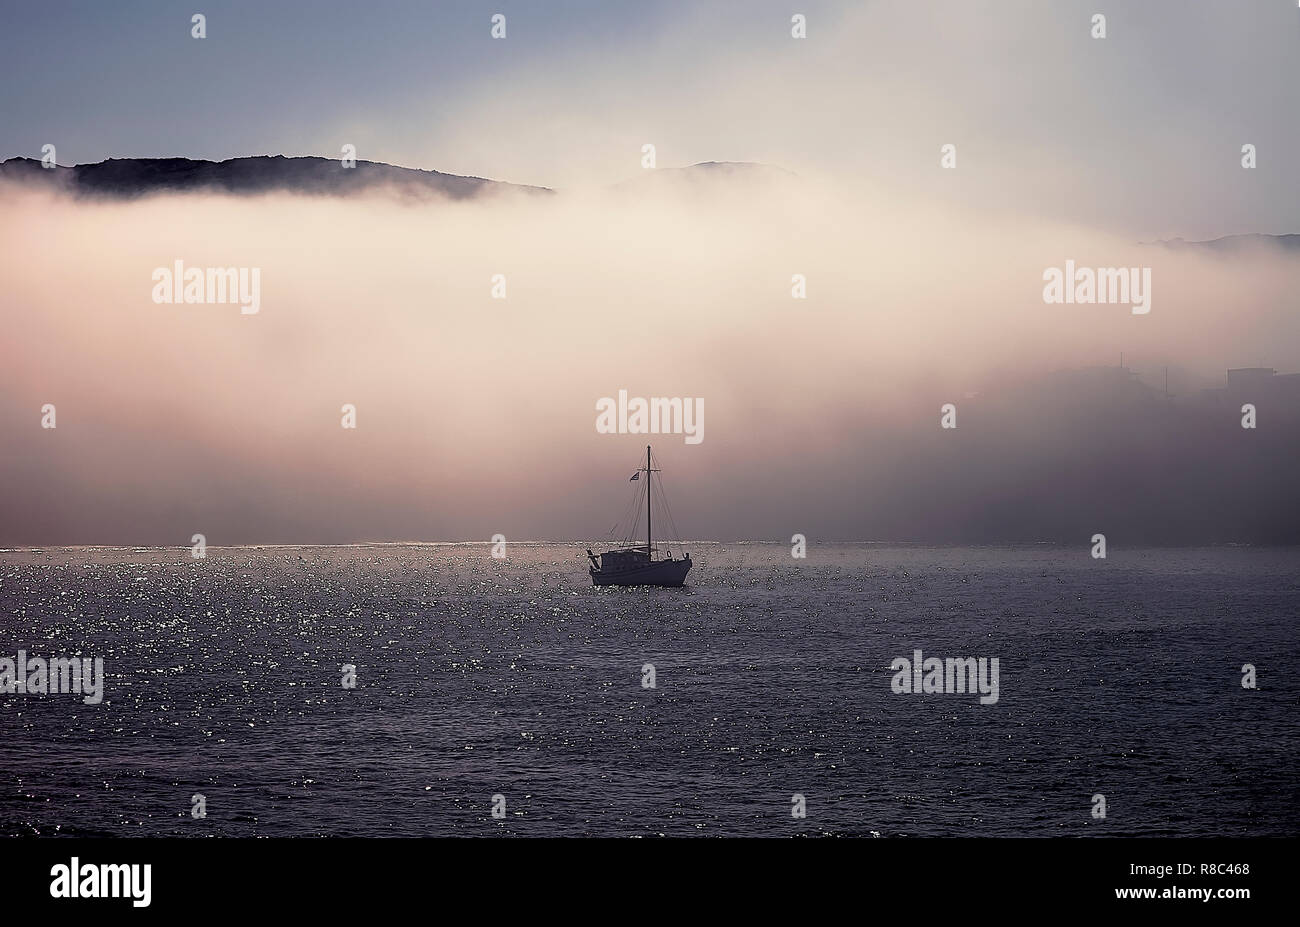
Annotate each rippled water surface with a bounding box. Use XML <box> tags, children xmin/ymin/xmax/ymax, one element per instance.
<box><xmin>1</xmin><ymin>544</ymin><xmax>1296</xmax><ymax>836</ymax></box>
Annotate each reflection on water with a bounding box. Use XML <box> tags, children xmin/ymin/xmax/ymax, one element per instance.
<box><xmin>1</xmin><ymin>544</ymin><xmax>1296</xmax><ymax>836</ymax></box>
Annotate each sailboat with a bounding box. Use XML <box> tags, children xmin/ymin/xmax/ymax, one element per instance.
<box><xmin>587</xmin><ymin>445</ymin><xmax>692</xmax><ymax>587</ymax></box>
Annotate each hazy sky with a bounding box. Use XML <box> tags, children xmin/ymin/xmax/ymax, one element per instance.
<box><xmin>3</xmin><ymin>0</ymin><xmax>1298</xmax><ymax>238</ymax></box>
<box><xmin>1</xmin><ymin>1</ymin><xmax>1297</xmax><ymax>545</ymax></box>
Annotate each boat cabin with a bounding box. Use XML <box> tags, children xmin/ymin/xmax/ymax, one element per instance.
<box><xmin>592</xmin><ymin>547</ymin><xmax>650</xmax><ymax>572</ymax></box>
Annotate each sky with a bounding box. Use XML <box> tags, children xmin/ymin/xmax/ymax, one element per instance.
<box><xmin>3</xmin><ymin>0</ymin><xmax>1298</xmax><ymax>237</ymax></box>
<box><xmin>1</xmin><ymin>1</ymin><xmax>1298</xmax><ymax>545</ymax></box>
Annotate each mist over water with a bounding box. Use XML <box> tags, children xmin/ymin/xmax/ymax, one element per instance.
<box><xmin>2</xmin><ymin>171</ymin><xmax>1297</xmax><ymax>544</ymax></box>
<box><xmin>0</xmin><ymin>0</ymin><xmax>1297</xmax><ymax>866</ymax></box>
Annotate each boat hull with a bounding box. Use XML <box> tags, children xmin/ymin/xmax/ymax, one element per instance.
<box><xmin>591</xmin><ymin>557</ymin><xmax>691</xmax><ymax>587</ymax></box>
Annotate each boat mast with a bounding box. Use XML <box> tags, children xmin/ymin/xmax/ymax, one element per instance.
<box><xmin>646</xmin><ymin>445</ymin><xmax>652</xmax><ymax>559</ymax></box>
